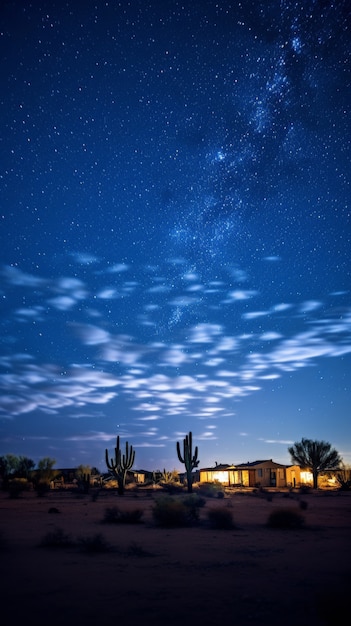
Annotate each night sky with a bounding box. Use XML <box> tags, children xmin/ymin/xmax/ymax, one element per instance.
<box><xmin>1</xmin><ymin>0</ymin><xmax>350</xmax><ymax>473</ymax></box>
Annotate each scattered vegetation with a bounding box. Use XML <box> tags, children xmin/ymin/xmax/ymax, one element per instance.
<box><xmin>158</xmin><ymin>468</ymin><xmax>180</xmax><ymax>485</ymax></box>
<box><xmin>77</xmin><ymin>533</ymin><xmax>111</xmax><ymax>553</ymax></box>
<box><xmin>48</xmin><ymin>506</ymin><xmax>60</xmax><ymax>514</ymax></box>
<box><xmin>207</xmin><ymin>506</ymin><xmax>235</xmax><ymax>530</ymax></box>
<box><xmin>102</xmin><ymin>506</ymin><xmax>143</xmax><ymax>524</ymax></box>
<box><xmin>152</xmin><ymin>495</ymin><xmax>202</xmax><ymax>527</ymax></box>
<box><xmin>196</xmin><ymin>482</ymin><xmax>225</xmax><ymax>498</ymax></box>
<box><xmin>335</xmin><ymin>464</ymin><xmax>351</xmax><ymax>491</ymax></box>
<box><xmin>34</xmin><ymin>480</ymin><xmax>51</xmax><ymax>497</ymax></box>
<box><xmin>40</xmin><ymin>527</ymin><xmax>75</xmax><ymax>548</ymax></box>
<box><xmin>182</xmin><ymin>493</ymin><xmax>206</xmax><ymax>510</ymax></box>
<box><xmin>8</xmin><ymin>478</ymin><xmax>30</xmax><ymax>498</ymax></box>
<box><xmin>127</xmin><ymin>541</ymin><xmax>153</xmax><ymax>557</ymax></box>
<box><xmin>267</xmin><ymin>507</ymin><xmax>305</xmax><ymax>529</ymax></box>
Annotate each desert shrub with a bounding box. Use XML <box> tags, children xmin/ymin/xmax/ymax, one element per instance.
<box><xmin>160</xmin><ymin>481</ymin><xmax>185</xmax><ymax>494</ymax></box>
<box><xmin>127</xmin><ymin>542</ymin><xmax>153</xmax><ymax>557</ymax></box>
<box><xmin>182</xmin><ymin>493</ymin><xmax>206</xmax><ymax>509</ymax></box>
<box><xmin>152</xmin><ymin>496</ymin><xmax>197</xmax><ymax>527</ymax></box>
<box><xmin>102</xmin><ymin>506</ymin><xmax>143</xmax><ymax>524</ymax></box>
<box><xmin>299</xmin><ymin>485</ymin><xmax>312</xmax><ymax>494</ymax></box>
<box><xmin>40</xmin><ymin>527</ymin><xmax>75</xmax><ymax>548</ymax></box>
<box><xmin>48</xmin><ymin>507</ymin><xmax>60</xmax><ymax>514</ymax></box>
<box><xmin>8</xmin><ymin>478</ymin><xmax>30</xmax><ymax>498</ymax></box>
<box><xmin>207</xmin><ymin>506</ymin><xmax>235</xmax><ymax>529</ymax></box>
<box><xmin>197</xmin><ymin>482</ymin><xmax>225</xmax><ymax>498</ymax></box>
<box><xmin>267</xmin><ymin>508</ymin><xmax>305</xmax><ymax>529</ymax></box>
<box><xmin>34</xmin><ymin>480</ymin><xmax>51</xmax><ymax>497</ymax></box>
<box><xmin>77</xmin><ymin>533</ymin><xmax>111</xmax><ymax>553</ymax></box>
<box><xmin>180</xmin><ymin>494</ymin><xmax>206</xmax><ymax>523</ymax></box>
<box><xmin>335</xmin><ymin>467</ymin><xmax>351</xmax><ymax>491</ymax></box>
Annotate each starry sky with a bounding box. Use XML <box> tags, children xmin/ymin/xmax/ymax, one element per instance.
<box><xmin>1</xmin><ymin>0</ymin><xmax>350</xmax><ymax>473</ymax></box>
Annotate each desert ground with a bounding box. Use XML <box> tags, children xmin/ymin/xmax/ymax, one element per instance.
<box><xmin>0</xmin><ymin>487</ymin><xmax>350</xmax><ymax>626</ymax></box>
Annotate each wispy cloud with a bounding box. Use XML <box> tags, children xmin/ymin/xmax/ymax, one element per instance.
<box><xmin>1</xmin><ymin>259</ymin><xmax>350</xmax><ymax>433</ymax></box>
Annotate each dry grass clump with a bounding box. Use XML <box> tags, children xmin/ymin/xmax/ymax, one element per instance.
<box><xmin>267</xmin><ymin>507</ymin><xmax>305</xmax><ymax>529</ymax></box>
<box><xmin>126</xmin><ymin>541</ymin><xmax>154</xmax><ymax>557</ymax></box>
<box><xmin>207</xmin><ymin>506</ymin><xmax>235</xmax><ymax>529</ymax></box>
<box><xmin>152</xmin><ymin>495</ymin><xmax>201</xmax><ymax>527</ymax></box>
<box><xmin>39</xmin><ymin>527</ymin><xmax>75</xmax><ymax>548</ymax></box>
<box><xmin>77</xmin><ymin>533</ymin><xmax>111</xmax><ymax>553</ymax></box>
<box><xmin>101</xmin><ymin>506</ymin><xmax>143</xmax><ymax>524</ymax></box>
<box><xmin>196</xmin><ymin>482</ymin><xmax>225</xmax><ymax>498</ymax></box>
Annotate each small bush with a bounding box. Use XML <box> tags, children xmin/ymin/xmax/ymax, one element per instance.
<box><xmin>102</xmin><ymin>506</ymin><xmax>143</xmax><ymax>524</ymax></box>
<box><xmin>160</xmin><ymin>482</ymin><xmax>185</xmax><ymax>494</ymax></box>
<box><xmin>182</xmin><ymin>494</ymin><xmax>206</xmax><ymax>509</ymax></box>
<box><xmin>48</xmin><ymin>507</ymin><xmax>60</xmax><ymax>514</ymax></box>
<box><xmin>197</xmin><ymin>482</ymin><xmax>224</xmax><ymax>498</ymax></box>
<box><xmin>267</xmin><ymin>508</ymin><xmax>305</xmax><ymax>529</ymax></box>
<box><xmin>8</xmin><ymin>478</ymin><xmax>30</xmax><ymax>498</ymax></box>
<box><xmin>40</xmin><ymin>527</ymin><xmax>75</xmax><ymax>548</ymax></box>
<box><xmin>180</xmin><ymin>494</ymin><xmax>206</xmax><ymax>523</ymax></box>
<box><xmin>77</xmin><ymin>533</ymin><xmax>111</xmax><ymax>553</ymax></box>
<box><xmin>152</xmin><ymin>496</ymin><xmax>197</xmax><ymax>527</ymax></box>
<box><xmin>127</xmin><ymin>542</ymin><xmax>153</xmax><ymax>557</ymax></box>
<box><xmin>35</xmin><ymin>480</ymin><xmax>51</xmax><ymax>497</ymax></box>
<box><xmin>208</xmin><ymin>507</ymin><xmax>235</xmax><ymax>530</ymax></box>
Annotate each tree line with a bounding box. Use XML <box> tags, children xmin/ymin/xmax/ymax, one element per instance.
<box><xmin>1</xmin><ymin>436</ymin><xmax>349</xmax><ymax>495</ymax></box>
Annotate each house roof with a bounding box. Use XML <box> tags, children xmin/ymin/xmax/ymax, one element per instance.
<box><xmin>235</xmin><ymin>459</ymin><xmax>287</xmax><ymax>469</ymax></box>
<box><xmin>200</xmin><ymin>463</ymin><xmax>231</xmax><ymax>472</ymax></box>
<box><xmin>200</xmin><ymin>459</ymin><xmax>288</xmax><ymax>471</ymax></box>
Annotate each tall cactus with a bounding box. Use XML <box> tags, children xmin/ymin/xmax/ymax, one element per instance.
<box><xmin>176</xmin><ymin>431</ymin><xmax>199</xmax><ymax>493</ymax></box>
<box><xmin>105</xmin><ymin>436</ymin><xmax>135</xmax><ymax>495</ymax></box>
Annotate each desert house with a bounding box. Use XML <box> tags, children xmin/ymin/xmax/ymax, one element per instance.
<box><xmin>199</xmin><ymin>459</ymin><xmax>302</xmax><ymax>488</ymax></box>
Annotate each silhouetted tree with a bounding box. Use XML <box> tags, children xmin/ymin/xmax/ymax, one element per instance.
<box><xmin>0</xmin><ymin>454</ymin><xmax>20</xmax><ymax>487</ymax></box>
<box><xmin>16</xmin><ymin>456</ymin><xmax>35</xmax><ymax>479</ymax></box>
<box><xmin>288</xmin><ymin>438</ymin><xmax>342</xmax><ymax>489</ymax></box>
<box><xmin>37</xmin><ymin>457</ymin><xmax>57</xmax><ymax>478</ymax></box>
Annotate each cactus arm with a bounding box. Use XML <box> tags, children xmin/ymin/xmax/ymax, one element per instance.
<box><xmin>176</xmin><ymin>440</ymin><xmax>184</xmax><ymax>464</ymax></box>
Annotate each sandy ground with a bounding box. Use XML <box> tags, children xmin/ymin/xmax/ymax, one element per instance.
<box><xmin>0</xmin><ymin>488</ymin><xmax>350</xmax><ymax>626</ymax></box>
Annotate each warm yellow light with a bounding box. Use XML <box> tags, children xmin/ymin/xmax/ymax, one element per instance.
<box><xmin>212</xmin><ymin>471</ymin><xmax>228</xmax><ymax>484</ymax></box>
<box><xmin>300</xmin><ymin>471</ymin><xmax>313</xmax><ymax>483</ymax></box>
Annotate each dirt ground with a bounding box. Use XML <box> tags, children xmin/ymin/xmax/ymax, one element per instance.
<box><xmin>0</xmin><ymin>488</ymin><xmax>350</xmax><ymax>626</ymax></box>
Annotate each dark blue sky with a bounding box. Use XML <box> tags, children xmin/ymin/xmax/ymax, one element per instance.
<box><xmin>1</xmin><ymin>0</ymin><xmax>350</xmax><ymax>472</ymax></box>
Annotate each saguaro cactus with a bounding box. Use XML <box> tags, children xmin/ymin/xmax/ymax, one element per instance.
<box><xmin>176</xmin><ymin>431</ymin><xmax>199</xmax><ymax>493</ymax></box>
<box><xmin>105</xmin><ymin>436</ymin><xmax>135</xmax><ymax>495</ymax></box>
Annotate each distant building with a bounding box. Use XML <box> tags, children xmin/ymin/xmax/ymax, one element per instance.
<box><xmin>200</xmin><ymin>460</ymin><xmax>302</xmax><ymax>488</ymax></box>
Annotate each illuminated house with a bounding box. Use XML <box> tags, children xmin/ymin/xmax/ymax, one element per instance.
<box><xmin>200</xmin><ymin>460</ymin><xmax>297</xmax><ymax>488</ymax></box>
